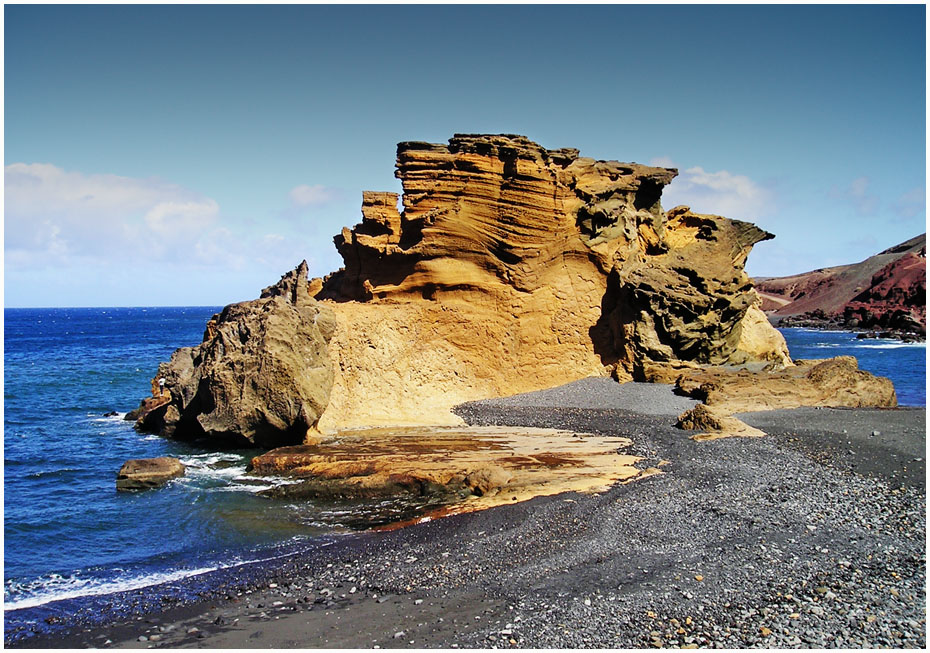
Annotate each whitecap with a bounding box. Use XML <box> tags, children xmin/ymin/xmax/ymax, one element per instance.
<box><xmin>3</xmin><ymin>550</ymin><xmax>301</xmax><ymax>612</ymax></box>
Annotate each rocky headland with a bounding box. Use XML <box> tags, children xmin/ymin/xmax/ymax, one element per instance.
<box><xmin>755</xmin><ymin>234</ymin><xmax>926</xmax><ymax>340</ymax></box>
<box><xmin>124</xmin><ymin>133</ymin><xmax>902</xmax><ymax>509</ymax></box>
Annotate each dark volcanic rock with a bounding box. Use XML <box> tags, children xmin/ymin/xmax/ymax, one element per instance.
<box><xmin>137</xmin><ymin>261</ymin><xmax>335</xmax><ymax>448</ymax></box>
<box><xmin>116</xmin><ymin>457</ymin><xmax>185</xmax><ymax>491</ymax></box>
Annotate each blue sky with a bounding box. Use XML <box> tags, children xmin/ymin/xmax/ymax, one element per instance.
<box><xmin>4</xmin><ymin>4</ymin><xmax>926</xmax><ymax>307</ymax></box>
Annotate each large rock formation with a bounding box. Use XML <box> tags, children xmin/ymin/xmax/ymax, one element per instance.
<box><xmin>312</xmin><ymin>134</ymin><xmax>789</xmax><ymax>429</ymax></box>
<box><xmin>755</xmin><ymin>234</ymin><xmax>926</xmax><ymax>337</ymax></box>
<box><xmin>137</xmin><ymin>262</ymin><xmax>336</xmax><ymax>447</ymax></box>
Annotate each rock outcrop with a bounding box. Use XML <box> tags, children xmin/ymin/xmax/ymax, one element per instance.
<box><xmin>248</xmin><ymin>425</ymin><xmax>648</xmax><ymax>512</ymax></box>
<box><xmin>656</xmin><ymin>356</ymin><xmax>897</xmax><ymax>440</ymax></box>
<box><xmin>311</xmin><ymin>134</ymin><xmax>789</xmax><ymax>429</ymax></box>
<box><xmin>647</xmin><ymin>355</ymin><xmax>896</xmax><ymax>413</ymax></box>
<box><xmin>116</xmin><ymin>457</ymin><xmax>185</xmax><ymax>491</ymax></box>
<box><xmin>137</xmin><ymin>262</ymin><xmax>335</xmax><ymax>447</ymax></box>
<box><xmin>755</xmin><ymin>234</ymin><xmax>926</xmax><ymax>337</ymax></box>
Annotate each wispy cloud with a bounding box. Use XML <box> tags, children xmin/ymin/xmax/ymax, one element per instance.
<box><xmin>648</xmin><ymin>156</ymin><xmax>677</xmax><ymax>169</ymax></box>
<box><xmin>660</xmin><ymin>165</ymin><xmax>774</xmax><ymax>221</ymax></box>
<box><xmin>4</xmin><ymin>163</ymin><xmax>223</xmax><ymax>266</ymax></box>
<box><xmin>3</xmin><ymin>163</ymin><xmax>317</xmax><ymax>276</ymax></box>
<box><xmin>828</xmin><ymin>176</ymin><xmax>880</xmax><ymax>217</ymax></box>
<box><xmin>891</xmin><ymin>186</ymin><xmax>925</xmax><ymax>220</ymax></box>
<box><xmin>289</xmin><ymin>183</ymin><xmax>337</xmax><ymax>207</ymax></box>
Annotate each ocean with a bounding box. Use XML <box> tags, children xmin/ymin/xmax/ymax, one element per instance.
<box><xmin>3</xmin><ymin>310</ymin><xmax>926</xmax><ymax>641</ymax></box>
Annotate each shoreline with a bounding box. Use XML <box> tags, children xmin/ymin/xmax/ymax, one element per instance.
<box><xmin>772</xmin><ymin>321</ymin><xmax>925</xmax><ymax>344</ymax></box>
<box><xmin>7</xmin><ymin>386</ymin><xmax>925</xmax><ymax>649</ymax></box>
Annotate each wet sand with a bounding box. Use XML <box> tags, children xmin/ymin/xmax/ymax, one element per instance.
<box><xmin>10</xmin><ymin>382</ymin><xmax>926</xmax><ymax>649</ymax></box>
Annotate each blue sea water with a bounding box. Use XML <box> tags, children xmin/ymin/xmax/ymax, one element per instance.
<box><xmin>2</xmin><ymin>307</ymin><xmax>425</xmax><ymax>641</ymax></box>
<box><xmin>779</xmin><ymin>327</ymin><xmax>926</xmax><ymax>407</ymax></box>
<box><xmin>2</xmin><ymin>311</ymin><xmax>926</xmax><ymax>640</ymax></box>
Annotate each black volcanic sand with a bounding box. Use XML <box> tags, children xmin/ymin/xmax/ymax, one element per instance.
<box><xmin>10</xmin><ymin>381</ymin><xmax>926</xmax><ymax>649</ymax></box>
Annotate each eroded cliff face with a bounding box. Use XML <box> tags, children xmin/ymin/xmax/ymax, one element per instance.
<box><xmin>313</xmin><ymin>134</ymin><xmax>789</xmax><ymax>429</ymax></box>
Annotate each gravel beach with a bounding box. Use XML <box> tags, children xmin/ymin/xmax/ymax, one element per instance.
<box><xmin>11</xmin><ymin>381</ymin><xmax>925</xmax><ymax>649</ymax></box>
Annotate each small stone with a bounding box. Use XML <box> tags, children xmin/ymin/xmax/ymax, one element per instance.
<box><xmin>760</xmin><ymin>627</ymin><xmax>772</xmax><ymax>637</ymax></box>
<box><xmin>138</xmin><ymin>636</ymin><xmax>148</xmax><ymax>642</ymax></box>
<box><xmin>872</xmin><ymin>430</ymin><xmax>880</xmax><ymax>436</ymax></box>
<box><xmin>414</xmin><ymin>599</ymin><xmax>423</xmax><ymax>605</ymax></box>
<box><xmin>394</xmin><ymin>631</ymin><xmax>405</xmax><ymax>639</ymax></box>
<box><xmin>694</xmin><ymin>575</ymin><xmax>704</xmax><ymax>582</ymax></box>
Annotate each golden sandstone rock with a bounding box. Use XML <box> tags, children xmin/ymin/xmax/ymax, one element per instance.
<box><xmin>249</xmin><ymin>426</ymin><xmax>646</xmax><ymax>512</ymax></box>
<box><xmin>313</xmin><ymin>134</ymin><xmax>790</xmax><ymax>429</ymax></box>
<box><xmin>139</xmin><ymin>134</ymin><xmax>894</xmax><ymax>451</ymax></box>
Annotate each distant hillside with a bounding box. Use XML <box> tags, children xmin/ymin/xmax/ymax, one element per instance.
<box><xmin>754</xmin><ymin>234</ymin><xmax>926</xmax><ymax>336</ymax></box>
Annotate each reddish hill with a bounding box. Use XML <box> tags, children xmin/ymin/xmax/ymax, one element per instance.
<box><xmin>754</xmin><ymin>234</ymin><xmax>926</xmax><ymax>336</ymax></box>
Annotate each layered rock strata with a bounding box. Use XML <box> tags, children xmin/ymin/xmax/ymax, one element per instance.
<box><xmin>313</xmin><ymin>134</ymin><xmax>790</xmax><ymax>429</ymax></box>
<box><xmin>136</xmin><ymin>262</ymin><xmax>335</xmax><ymax>447</ymax></box>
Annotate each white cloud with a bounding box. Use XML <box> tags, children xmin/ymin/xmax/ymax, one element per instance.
<box><xmin>144</xmin><ymin>199</ymin><xmax>219</xmax><ymax>236</ymax></box>
<box><xmin>3</xmin><ymin>163</ymin><xmax>333</xmax><ymax>306</ymax></box>
<box><xmin>661</xmin><ymin>166</ymin><xmax>774</xmax><ymax>221</ymax></box>
<box><xmin>4</xmin><ymin>163</ymin><xmax>222</xmax><ymax>266</ymax></box>
<box><xmin>289</xmin><ymin>183</ymin><xmax>336</xmax><ymax>207</ymax></box>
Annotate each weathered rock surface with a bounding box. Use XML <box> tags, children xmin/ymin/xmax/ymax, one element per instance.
<box><xmin>137</xmin><ymin>262</ymin><xmax>335</xmax><ymax>447</ymax></box>
<box><xmin>661</xmin><ymin>355</ymin><xmax>897</xmax><ymax>440</ymax></box>
<box><xmin>756</xmin><ymin>234</ymin><xmax>925</xmax><ymax>337</ymax></box>
<box><xmin>311</xmin><ymin>134</ymin><xmax>789</xmax><ymax>429</ymax></box>
<box><xmin>647</xmin><ymin>356</ymin><xmax>897</xmax><ymax>415</ymax></box>
<box><xmin>249</xmin><ymin>425</ymin><xmax>647</xmax><ymax>511</ymax></box>
<box><xmin>124</xmin><ymin>395</ymin><xmax>170</xmax><ymax>423</ymax></box>
<box><xmin>116</xmin><ymin>457</ymin><xmax>185</xmax><ymax>491</ymax></box>
<box><xmin>675</xmin><ymin>403</ymin><xmax>766</xmax><ymax>440</ymax></box>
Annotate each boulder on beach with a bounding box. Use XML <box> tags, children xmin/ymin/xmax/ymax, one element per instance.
<box><xmin>136</xmin><ymin>261</ymin><xmax>335</xmax><ymax>448</ymax></box>
<box><xmin>116</xmin><ymin>457</ymin><xmax>186</xmax><ymax>491</ymax></box>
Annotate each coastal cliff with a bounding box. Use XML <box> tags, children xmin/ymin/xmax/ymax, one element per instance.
<box><xmin>136</xmin><ymin>134</ymin><xmax>897</xmax><ymax>445</ymax></box>
<box><xmin>312</xmin><ymin>134</ymin><xmax>789</xmax><ymax>430</ymax></box>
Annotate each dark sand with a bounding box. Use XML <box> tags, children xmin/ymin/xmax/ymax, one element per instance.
<box><xmin>10</xmin><ymin>382</ymin><xmax>926</xmax><ymax>649</ymax></box>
